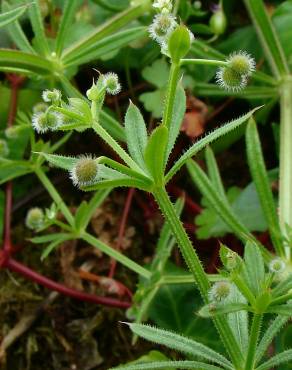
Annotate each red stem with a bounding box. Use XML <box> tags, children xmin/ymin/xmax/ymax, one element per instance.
<box><xmin>0</xmin><ymin>255</ymin><xmax>130</xmax><ymax>308</ymax></box>
<box><xmin>109</xmin><ymin>188</ymin><xmax>135</xmax><ymax>278</ymax></box>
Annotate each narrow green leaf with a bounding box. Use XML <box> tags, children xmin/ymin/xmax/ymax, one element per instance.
<box><xmin>27</xmin><ymin>0</ymin><xmax>50</xmax><ymax>55</ymax></box>
<box><xmin>255</xmin><ymin>315</ymin><xmax>289</xmax><ymax>363</ymax></box>
<box><xmin>127</xmin><ymin>323</ymin><xmax>233</xmax><ymax>370</ymax></box>
<box><xmin>0</xmin><ymin>49</ymin><xmax>52</xmax><ymax>75</ymax></box>
<box><xmin>41</xmin><ymin>234</ymin><xmax>72</xmax><ymax>260</ymax></box>
<box><xmin>82</xmin><ymin>232</ymin><xmax>151</xmax><ymax>279</ymax></box>
<box><xmin>266</xmin><ymin>305</ymin><xmax>292</xmax><ymax>316</ymax></box>
<box><xmin>246</xmin><ymin>118</ymin><xmax>283</xmax><ymax>256</ymax></box>
<box><xmin>80</xmin><ymin>189</ymin><xmax>111</xmax><ymax>230</ymax></box>
<box><xmin>195</xmin><ymin>83</ymin><xmax>278</xmax><ymax>99</ymax></box>
<box><xmin>187</xmin><ymin>160</ymin><xmax>255</xmax><ymax>243</ymax></box>
<box><xmin>243</xmin><ymin>0</ymin><xmax>289</xmax><ymax>78</ymax></box>
<box><xmin>30</xmin><ymin>233</ymin><xmax>70</xmax><ymax>244</ymax></box>
<box><xmin>0</xmin><ymin>160</ymin><xmax>31</xmax><ymax>184</ymax></box>
<box><xmin>166</xmin><ymin>107</ymin><xmax>262</xmax><ymax>183</ymax></box>
<box><xmin>144</xmin><ymin>126</ymin><xmax>168</xmax><ymax>183</ymax></box>
<box><xmin>226</xmin><ymin>287</ymin><xmax>249</xmax><ymax>353</ymax></box>
<box><xmin>55</xmin><ymin>0</ymin><xmax>80</xmax><ymax>56</ymax></box>
<box><xmin>166</xmin><ymin>84</ymin><xmax>186</xmax><ymax>160</ymax></box>
<box><xmin>272</xmin><ymin>275</ymin><xmax>292</xmax><ymax>297</ymax></box>
<box><xmin>198</xmin><ymin>303</ymin><xmax>250</xmax><ymax>318</ymax></box>
<box><xmin>205</xmin><ymin>146</ymin><xmax>226</xmax><ymax>199</ymax></box>
<box><xmin>62</xmin><ymin>4</ymin><xmax>148</xmax><ymax>62</ymax></box>
<box><xmin>0</xmin><ymin>3</ymin><xmax>28</xmax><ymax>28</ymax></box>
<box><xmin>37</xmin><ymin>152</ymin><xmax>76</xmax><ymax>170</ymax></box>
<box><xmin>110</xmin><ymin>361</ymin><xmax>225</xmax><ymax>370</ymax></box>
<box><xmin>243</xmin><ymin>242</ymin><xmax>265</xmax><ymax>296</ymax></box>
<box><xmin>256</xmin><ymin>349</ymin><xmax>292</xmax><ymax>370</ymax></box>
<box><xmin>74</xmin><ymin>201</ymin><xmax>89</xmax><ymax>231</ymax></box>
<box><xmin>124</xmin><ymin>102</ymin><xmax>148</xmax><ymax>170</ymax></box>
<box><xmin>64</xmin><ymin>27</ymin><xmax>147</xmax><ymax>67</ymax></box>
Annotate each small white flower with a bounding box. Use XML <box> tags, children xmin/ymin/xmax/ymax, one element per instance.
<box><xmin>102</xmin><ymin>73</ymin><xmax>121</xmax><ymax>95</ymax></box>
<box><xmin>32</xmin><ymin>111</ymin><xmax>63</xmax><ymax>134</ymax></box>
<box><xmin>153</xmin><ymin>0</ymin><xmax>172</xmax><ymax>13</ymax></box>
<box><xmin>149</xmin><ymin>13</ymin><xmax>177</xmax><ymax>44</ymax></box>
<box><xmin>269</xmin><ymin>258</ymin><xmax>286</xmax><ymax>274</ymax></box>
<box><xmin>42</xmin><ymin>89</ymin><xmax>62</xmax><ymax>103</ymax></box>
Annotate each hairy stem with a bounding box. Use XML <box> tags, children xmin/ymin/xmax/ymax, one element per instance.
<box><xmin>244</xmin><ymin>314</ymin><xmax>262</xmax><ymax>370</ymax></box>
<box><xmin>279</xmin><ymin>78</ymin><xmax>292</xmax><ymax>259</ymax></box>
<box><xmin>153</xmin><ymin>187</ymin><xmax>244</xmax><ymax>368</ymax></box>
<box><xmin>162</xmin><ymin>63</ymin><xmax>181</xmax><ymax>128</ymax></box>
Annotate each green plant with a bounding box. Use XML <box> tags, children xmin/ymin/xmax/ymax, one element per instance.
<box><xmin>1</xmin><ymin>0</ymin><xmax>292</xmax><ymax>368</ymax></box>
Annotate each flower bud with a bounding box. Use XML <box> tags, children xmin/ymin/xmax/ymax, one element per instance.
<box><xmin>153</xmin><ymin>0</ymin><xmax>172</xmax><ymax>13</ymax></box>
<box><xmin>209</xmin><ymin>9</ymin><xmax>227</xmax><ymax>36</ymax></box>
<box><xmin>5</xmin><ymin>126</ymin><xmax>22</xmax><ymax>139</ymax></box>
<box><xmin>42</xmin><ymin>89</ymin><xmax>62</xmax><ymax>104</ymax></box>
<box><xmin>70</xmin><ymin>156</ymin><xmax>99</xmax><ymax>187</ymax></box>
<box><xmin>25</xmin><ymin>207</ymin><xmax>45</xmax><ymax>230</ymax></box>
<box><xmin>269</xmin><ymin>258</ymin><xmax>286</xmax><ymax>274</ymax></box>
<box><xmin>227</xmin><ymin>51</ymin><xmax>256</xmax><ymax>77</ymax></box>
<box><xmin>168</xmin><ymin>25</ymin><xmax>192</xmax><ymax>63</ymax></box>
<box><xmin>32</xmin><ymin>111</ymin><xmax>63</xmax><ymax>133</ymax></box>
<box><xmin>102</xmin><ymin>73</ymin><xmax>121</xmax><ymax>95</ymax></box>
<box><xmin>208</xmin><ymin>281</ymin><xmax>232</xmax><ymax>302</ymax></box>
<box><xmin>86</xmin><ymin>82</ymin><xmax>101</xmax><ymax>101</ymax></box>
<box><xmin>33</xmin><ymin>102</ymin><xmax>49</xmax><ymax>114</ymax></box>
<box><xmin>216</xmin><ymin>66</ymin><xmax>247</xmax><ymax>91</ymax></box>
<box><xmin>0</xmin><ymin>139</ymin><xmax>9</xmax><ymax>157</ymax></box>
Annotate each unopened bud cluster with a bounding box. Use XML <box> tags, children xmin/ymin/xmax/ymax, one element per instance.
<box><xmin>86</xmin><ymin>72</ymin><xmax>121</xmax><ymax>101</ymax></box>
<box><xmin>31</xmin><ymin>90</ymin><xmax>64</xmax><ymax>134</ymax></box>
<box><xmin>25</xmin><ymin>207</ymin><xmax>45</xmax><ymax>230</ymax></box>
<box><xmin>216</xmin><ymin>51</ymin><xmax>256</xmax><ymax>91</ymax></box>
<box><xmin>208</xmin><ymin>281</ymin><xmax>232</xmax><ymax>303</ymax></box>
<box><xmin>149</xmin><ymin>0</ymin><xmax>194</xmax><ymax>55</ymax></box>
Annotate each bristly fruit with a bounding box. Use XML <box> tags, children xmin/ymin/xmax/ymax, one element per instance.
<box><xmin>269</xmin><ymin>258</ymin><xmax>286</xmax><ymax>274</ymax></box>
<box><xmin>216</xmin><ymin>66</ymin><xmax>247</xmax><ymax>91</ymax></box>
<box><xmin>70</xmin><ymin>156</ymin><xmax>99</xmax><ymax>187</ymax></box>
<box><xmin>102</xmin><ymin>73</ymin><xmax>121</xmax><ymax>95</ymax></box>
<box><xmin>25</xmin><ymin>207</ymin><xmax>45</xmax><ymax>230</ymax></box>
<box><xmin>32</xmin><ymin>111</ymin><xmax>63</xmax><ymax>133</ymax></box>
<box><xmin>227</xmin><ymin>51</ymin><xmax>256</xmax><ymax>76</ymax></box>
<box><xmin>148</xmin><ymin>12</ymin><xmax>177</xmax><ymax>44</ymax></box>
<box><xmin>42</xmin><ymin>89</ymin><xmax>62</xmax><ymax>104</ymax></box>
<box><xmin>208</xmin><ymin>281</ymin><xmax>232</xmax><ymax>302</ymax></box>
